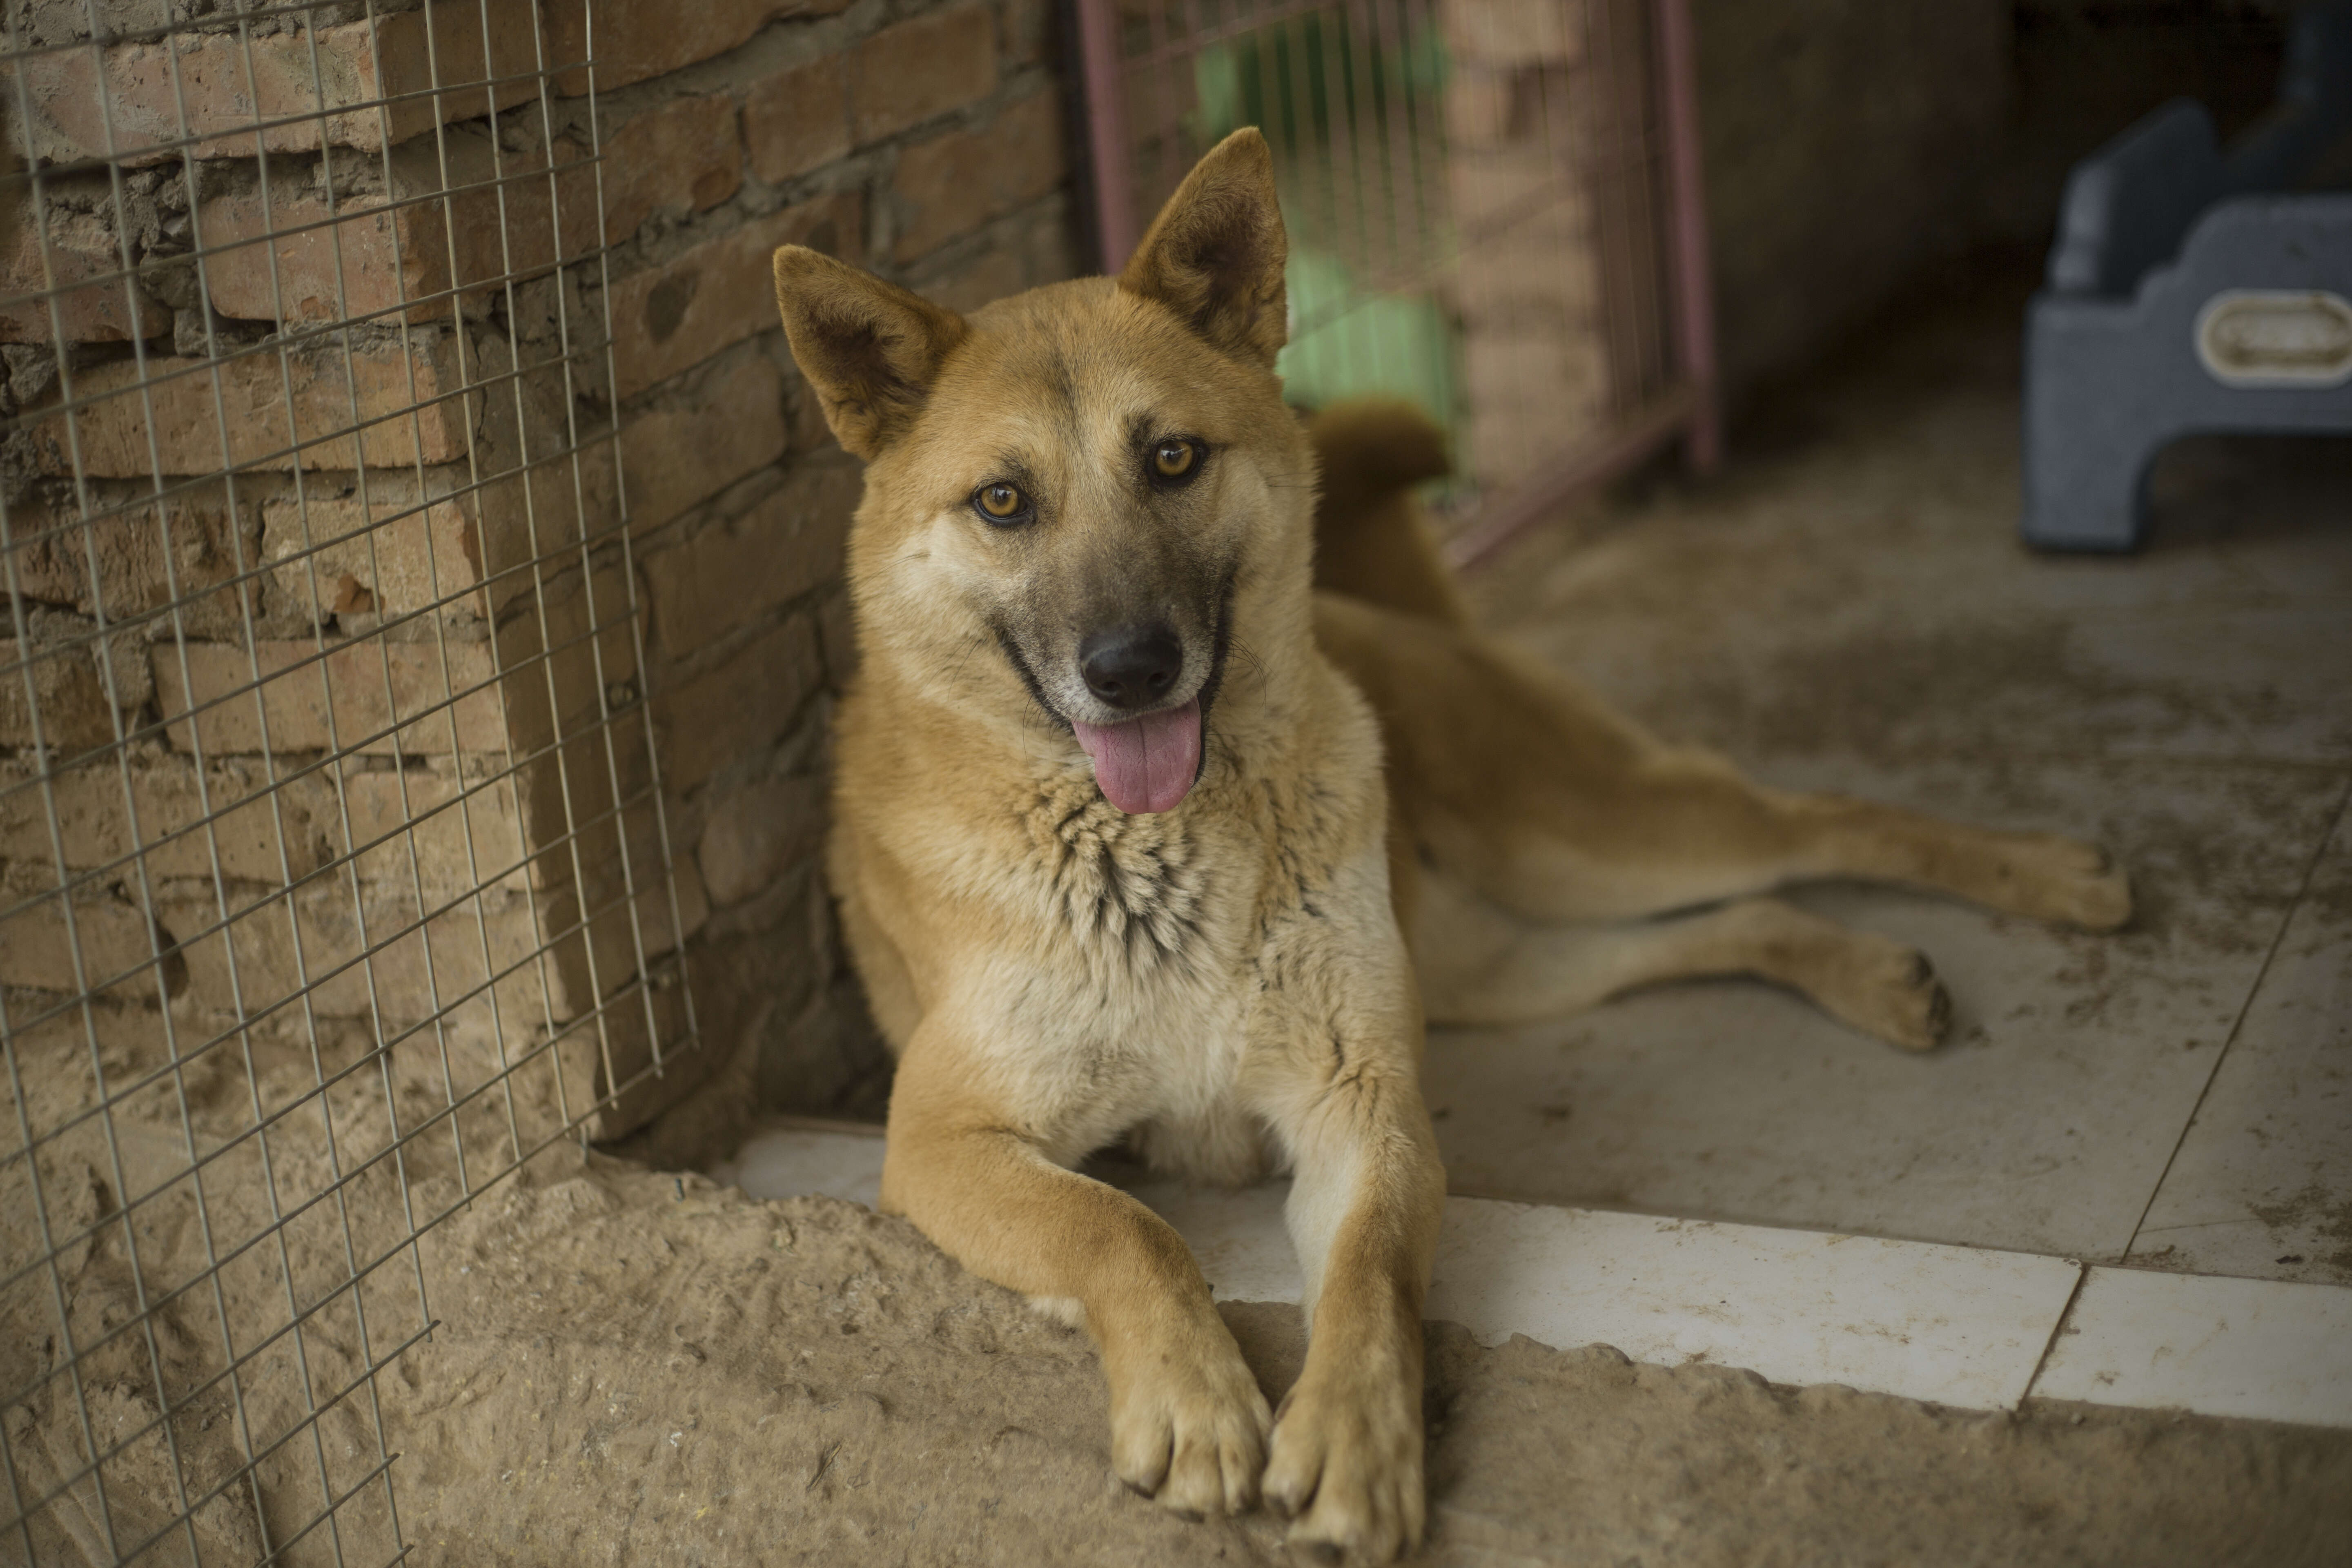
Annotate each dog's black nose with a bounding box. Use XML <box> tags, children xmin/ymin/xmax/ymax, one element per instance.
<box><xmin>1078</xmin><ymin>624</ymin><xmax>1183</xmax><ymax>710</ymax></box>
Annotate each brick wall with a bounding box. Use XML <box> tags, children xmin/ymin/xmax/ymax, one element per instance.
<box><xmin>603</xmin><ymin>0</ymin><xmax>1076</xmax><ymax>1138</ymax></box>
<box><xmin>1687</xmin><ymin>1</ymin><xmax>2294</xmax><ymax>405</ymax></box>
<box><xmin>1</xmin><ymin>0</ymin><xmax>1077</xmax><ymax>1149</ymax></box>
<box><xmin>1444</xmin><ymin>0</ymin><xmax>1670</xmax><ymax>494</ymax></box>
<box><xmin>1690</xmin><ymin>0</ymin><xmax>2013</xmax><ymax>403</ymax></box>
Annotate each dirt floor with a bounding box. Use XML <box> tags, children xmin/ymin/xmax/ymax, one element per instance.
<box><xmin>11</xmin><ymin>1065</ymin><xmax>2351</xmax><ymax>1566</ymax></box>
<box><xmin>8</xmin><ymin>269</ymin><xmax>2352</xmax><ymax>1566</ymax></box>
<box><xmin>386</xmin><ymin>1153</ymin><xmax>2352</xmax><ymax>1568</ymax></box>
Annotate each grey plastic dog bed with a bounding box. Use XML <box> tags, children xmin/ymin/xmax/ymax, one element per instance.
<box><xmin>2022</xmin><ymin>3</ymin><xmax>2352</xmax><ymax>551</ymax></box>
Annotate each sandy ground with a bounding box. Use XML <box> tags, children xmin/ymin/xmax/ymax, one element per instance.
<box><xmin>333</xmin><ymin>1152</ymin><xmax>2352</xmax><ymax>1568</ymax></box>
<box><xmin>7</xmin><ymin>844</ymin><xmax>2351</xmax><ymax>1568</ymax></box>
<box><xmin>9</xmin><ymin>268</ymin><xmax>2352</xmax><ymax>1565</ymax></box>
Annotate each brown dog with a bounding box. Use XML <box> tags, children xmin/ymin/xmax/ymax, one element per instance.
<box><xmin>769</xmin><ymin>128</ymin><xmax>2129</xmax><ymax>1564</ymax></box>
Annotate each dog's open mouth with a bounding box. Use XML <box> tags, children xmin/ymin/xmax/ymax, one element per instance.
<box><xmin>1070</xmin><ymin>699</ymin><xmax>1203</xmax><ymax>814</ymax></box>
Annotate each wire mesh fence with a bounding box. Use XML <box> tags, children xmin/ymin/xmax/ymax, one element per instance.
<box><xmin>0</xmin><ymin>3</ymin><xmax>699</xmax><ymax>1562</ymax></box>
<box><xmin>1074</xmin><ymin>0</ymin><xmax>1719</xmax><ymax>561</ymax></box>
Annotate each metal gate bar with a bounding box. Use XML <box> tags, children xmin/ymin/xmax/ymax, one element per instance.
<box><xmin>1073</xmin><ymin>0</ymin><xmax>1720</xmax><ymax>562</ymax></box>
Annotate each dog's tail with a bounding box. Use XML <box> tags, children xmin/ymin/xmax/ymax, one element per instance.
<box><xmin>1305</xmin><ymin>398</ymin><xmax>1470</xmax><ymax>627</ymax></box>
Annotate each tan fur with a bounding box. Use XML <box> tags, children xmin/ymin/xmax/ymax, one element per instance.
<box><xmin>1302</xmin><ymin>410</ymin><xmax>2130</xmax><ymax>1047</ymax></box>
<box><xmin>1305</xmin><ymin>399</ymin><xmax>1467</xmax><ymax>626</ymax></box>
<box><xmin>772</xmin><ymin>130</ymin><xmax>2128</xmax><ymax>1566</ymax></box>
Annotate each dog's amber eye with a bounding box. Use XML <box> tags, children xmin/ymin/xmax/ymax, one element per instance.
<box><xmin>1152</xmin><ymin>440</ymin><xmax>1196</xmax><ymax>480</ymax></box>
<box><xmin>973</xmin><ymin>482</ymin><xmax>1029</xmax><ymax>523</ymax></box>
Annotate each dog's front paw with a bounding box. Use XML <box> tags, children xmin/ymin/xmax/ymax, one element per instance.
<box><xmin>1264</xmin><ymin>1360</ymin><xmax>1425</xmax><ymax>1564</ymax></box>
<box><xmin>1106</xmin><ymin>1311</ymin><xmax>1271</xmax><ymax>1517</ymax></box>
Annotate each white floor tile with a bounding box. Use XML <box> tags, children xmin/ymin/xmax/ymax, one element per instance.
<box><xmin>1120</xmin><ymin>1180</ymin><xmax>1304</xmax><ymax>1305</ymax></box>
<box><xmin>1421</xmin><ymin>1200</ymin><xmax>2078</xmax><ymax>1412</ymax></box>
<box><xmin>718</xmin><ymin>1127</ymin><xmax>2081</xmax><ymax>1414</ymax></box>
<box><xmin>1131</xmin><ymin>1184</ymin><xmax>2076</xmax><ymax>1412</ymax></box>
<box><xmin>2132</xmin><ymin>803</ymin><xmax>2352</xmax><ymax>1285</ymax></box>
<box><xmin>711</xmin><ymin>1126</ymin><xmax>883</xmax><ymax>1208</ymax></box>
<box><xmin>2031</xmin><ymin>1267</ymin><xmax>2352</xmax><ymax>1428</ymax></box>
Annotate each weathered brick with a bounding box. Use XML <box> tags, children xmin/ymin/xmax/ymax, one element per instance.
<box><xmin>395</xmin><ymin>125</ymin><xmax>603</xmax><ymax>303</ymax></box>
<box><xmin>1440</xmin><ymin>63</ymin><xmax>1519</xmax><ymax>152</ymax></box>
<box><xmin>0</xmin><ymin>887</ymin><xmax>167</xmax><ymax>1000</ymax></box>
<box><xmin>0</xmin><ymin>996</ymin><xmax>192</xmax><ymax>1114</ymax></box>
<box><xmin>552</xmin><ymin>804</ymin><xmax>711</xmax><ymax>991</ymax></box>
<box><xmin>7</xmin><ymin>2</ymin><xmax>546</xmax><ymax>168</ymax></box>
<box><xmin>27</xmin><ymin>336</ymin><xmax>466</xmax><ymax>477</ymax></box>
<box><xmin>610</xmin><ymin>192</ymin><xmax>861</xmax><ymax>400</ymax></box>
<box><xmin>601</xmin><ymin>93</ymin><xmax>744</xmax><ymax>244</ymax></box>
<box><xmin>742</xmin><ymin>55</ymin><xmax>851</xmax><ymax>185</ymax></box>
<box><xmin>341</xmin><ymin>764</ymin><xmax>531</xmax><ymax>900</ymax></box>
<box><xmin>470</xmin><ymin>438</ymin><xmax>622</xmax><ymax>617</ymax></box>
<box><xmin>0</xmin><ymin>203</ymin><xmax>166</xmax><ymax>343</ymax></box>
<box><xmin>150</xmin><ymin>637</ymin><xmax>506</xmax><ymax>757</ymax></box>
<box><xmin>195</xmin><ymin>191</ymin><xmax>423</xmax><ymax>327</ymax></box>
<box><xmin>261</xmin><ymin>489</ymin><xmax>485</xmax><ymax>628</ymax></box>
<box><xmin>921</xmin><ymin>243</ymin><xmax>1026</xmax><ymax>312</ymax></box>
<box><xmin>160</xmin><ymin>875</ymin><xmax>578</xmax><ymax>1028</ymax></box>
<box><xmin>508</xmin><ymin>695</ymin><xmax>651</xmax><ymax>870</ymax></box>
<box><xmin>200</xmin><ymin>131</ymin><xmax>600</xmax><ymax>327</ymax></box>
<box><xmin>1002</xmin><ymin>0</ymin><xmax>1058</xmax><ymax>67</ymax></box>
<box><xmin>0</xmin><ymin>638</ymin><xmax>119</xmax><ymax>752</ymax></box>
<box><xmin>1453</xmin><ymin>193</ymin><xmax>1597</xmax><ymax>329</ymax></box>
<box><xmin>654</xmin><ymin>848</ymin><xmax>712</xmax><ymax>958</ymax></box>
<box><xmin>544</xmin><ymin>0</ymin><xmax>854</xmax><ymax>94</ymax></box>
<box><xmin>1</xmin><ymin>751</ymin><xmax>332</xmax><ymax>884</ymax></box>
<box><xmin>642</xmin><ymin>455</ymin><xmax>859</xmax><ymax>659</ymax></box>
<box><xmin>5</xmin><ymin>484</ymin><xmax>254</xmax><ymax>635</ymax></box>
<box><xmin>755</xmin><ymin>962</ymin><xmax>891</xmax><ymax>1116</ymax></box>
<box><xmin>618</xmin><ymin>352</ymin><xmax>788</xmax><ymax>536</ymax></box>
<box><xmin>696</xmin><ymin>768</ymin><xmax>825</xmax><ymax>906</ymax></box>
<box><xmin>1446</xmin><ymin>144</ymin><xmax>1574</xmax><ymax>232</ymax></box>
<box><xmin>1441</xmin><ymin>0</ymin><xmax>1578</xmax><ymax>68</ymax></box>
<box><xmin>654</xmin><ymin>613</ymin><xmax>822</xmax><ymax>795</ymax></box>
<box><xmin>1020</xmin><ymin>196</ymin><xmax>1081</xmax><ymax>287</ymax></box>
<box><xmin>1459</xmin><ymin>328</ymin><xmax>1606</xmax><ymax>489</ymax></box>
<box><xmin>494</xmin><ymin>562</ymin><xmax>645</xmax><ymax>754</ymax></box>
<box><xmin>851</xmin><ymin>7</ymin><xmax>998</xmax><ymax>146</ymax></box>
<box><xmin>568</xmin><ymin>963</ymin><xmax>700</xmax><ymax>1138</ymax></box>
<box><xmin>501</xmin><ymin>718</ymin><xmax>707</xmax><ymax>1055</ymax></box>
<box><xmin>891</xmin><ymin>90</ymin><xmax>1065</xmax><ymax>263</ymax></box>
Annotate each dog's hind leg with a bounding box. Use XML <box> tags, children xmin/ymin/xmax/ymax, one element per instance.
<box><xmin>1318</xmin><ymin>595</ymin><xmax>2132</xmax><ymax>931</ymax></box>
<box><xmin>1439</xmin><ymin>742</ymin><xmax>2134</xmax><ymax>931</ymax></box>
<box><xmin>1412</xmin><ymin>870</ymin><xmax>1952</xmax><ymax>1050</ymax></box>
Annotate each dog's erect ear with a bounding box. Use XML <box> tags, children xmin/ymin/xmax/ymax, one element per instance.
<box><xmin>772</xmin><ymin>245</ymin><xmax>967</xmax><ymax>459</ymax></box>
<box><xmin>1118</xmin><ymin>128</ymin><xmax>1288</xmax><ymax>368</ymax></box>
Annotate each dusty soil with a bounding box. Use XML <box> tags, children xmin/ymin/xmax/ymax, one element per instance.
<box><xmin>373</xmin><ymin>1154</ymin><xmax>2352</xmax><ymax>1567</ymax></box>
<box><xmin>11</xmin><ymin>1052</ymin><xmax>2351</xmax><ymax>1568</ymax></box>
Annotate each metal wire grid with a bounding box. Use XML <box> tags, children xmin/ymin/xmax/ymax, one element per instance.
<box><xmin>1074</xmin><ymin>0</ymin><xmax>1719</xmax><ymax>561</ymax></box>
<box><xmin>0</xmin><ymin>3</ymin><xmax>700</xmax><ymax>1563</ymax></box>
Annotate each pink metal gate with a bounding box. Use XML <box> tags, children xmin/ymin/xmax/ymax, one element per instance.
<box><xmin>1074</xmin><ymin>0</ymin><xmax>1719</xmax><ymax>564</ymax></box>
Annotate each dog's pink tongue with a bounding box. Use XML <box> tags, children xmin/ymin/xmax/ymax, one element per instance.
<box><xmin>1070</xmin><ymin>699</ymin><xmax>1202</xmax><ymax>814</ymax></box>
